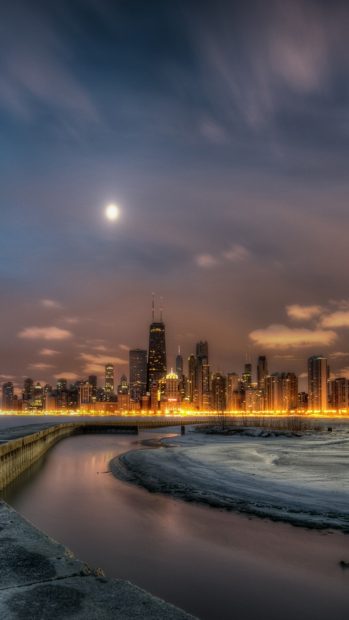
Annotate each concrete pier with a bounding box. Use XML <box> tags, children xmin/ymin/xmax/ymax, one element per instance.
<box><xmin>0</xmin><ymin>501</ymin><xmax>194</xmax><ymax>619</ymax></box>
<box><xmin>0</xmin><ymin>419</ymin><xmax>200</xmax><ymax>618</ymax></box>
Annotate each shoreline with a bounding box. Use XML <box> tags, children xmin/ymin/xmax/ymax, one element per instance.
<box><xmin>109</xmin><ymin>430</ymin><xmax>349</xmax><ymax>534</ymax></box>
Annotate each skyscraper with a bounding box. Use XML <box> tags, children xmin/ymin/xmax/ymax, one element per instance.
<box><xmin>129</xmin><ymin>349</ymin><xmax>147</xmax><ymax>402</ymax></box>
<box><xmin>188</xmin><ymin>354</ymin><xmax>196</xmax><ymax>404</ymax></box>
<box><xmin>105</xmin><ymin>364</ymin><xmax>115</xmax><ymax>400</ymax></box>
<box><xmin>175</xmin><ymin>346</ymin><xmax>183</xmax><ymax>378</ymax></box>
<box><xmin>212</xmin><ymin>372</ymin><xmax>227</xmax><ymax>411</ymax></box>
<box><xmin>242</xmin><ymin>363</ymin><xmax>252</xmax><ymax>388</ymax></box>
<box><xmin>2</xmin><ymin>382</ymin><xmax>15</xmax><ymax>410</ymax></box>
<box><xmin>196</xmin><ymin>341</ymin><xmax>210</xmax><ymax>410</ymax></box>
<box><xmin>257</xmin><ymin>356</ymin><xmax>268</xmax><ymax>390</ymax></box>
<box><xmin>308</xmin><ymin>355</ymin><xmax>329</xmax><ymax>411</ymax></box>
<box><xmin>147</xmin><ymin>296</ymin><xmax>167</xmax><ymax>389</ymax></box>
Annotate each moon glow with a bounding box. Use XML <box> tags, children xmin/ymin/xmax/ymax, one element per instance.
<box><xmin>105</xmin><ymin>203</ymin><xmax>120</xmax><ymax>221</ymax></box>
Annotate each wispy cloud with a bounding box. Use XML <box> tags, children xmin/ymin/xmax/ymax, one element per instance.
<box><xmin>249</xmin><ymin>324</ymin><xmax>337</xmax><ymax>349</ymax></box>
<box><xmin>286</xmin><ymin>304</ymin><xmax>323</xmax><ymax>321</ymax></box>
<box><xmin>53</xmin><ymin>372</ymin><xmax>79</xmax><ymax>381</ymax></box>
<box><xmin>18</xmin><ymin>326</ymin><xmax>73</xmax><ymax>340</ymax></box>
<box><xmin>223</xmin><ymin>244</ymin><xmax>250</xmax><ymax>262</ymax></box>
<box><xmin>195</xmin><ymin>254</ymin><xmax>218</xmax><ymax>268</ymax></box>
<box><xmin>39</xmin><ymin>348</ymin><xmax>60</xmax><ymax>356</ymax></box>
<box><xmin>79</xmin><ymin>352</ymin><xmax>127</xmax><ymax>375</ymax></box>
<box><xmin>320</xmin><ymin>311</ymin><xmax>349</xmax><ymax>328</ymax></box>
<box><xmin>29</xmin><ymin>362</ymin><xmax>55</xmax><ymax>370</ymax></box>
<box><xmin>41</xmin><ymin>298</ymin><xmax>62</xmax><ymax>309</ymax></box>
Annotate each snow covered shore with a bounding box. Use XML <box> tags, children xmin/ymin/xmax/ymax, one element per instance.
<box><xmin>111</xmin><ymin>426</ymin><xmax>349</xmax><ymax>532</ymax></box>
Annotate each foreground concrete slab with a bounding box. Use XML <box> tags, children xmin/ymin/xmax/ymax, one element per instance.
<box><xmin>0</xmin><ymin>502</ymin><xmax>195</xmax><ymax>619</ymax></box>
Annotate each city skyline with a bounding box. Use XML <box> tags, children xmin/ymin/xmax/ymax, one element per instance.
<box><xmin>2</xmin><ymin>295</ymin><xmax>349</xmax><ymax>392</ymax></box>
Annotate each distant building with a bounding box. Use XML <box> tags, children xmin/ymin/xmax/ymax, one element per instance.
<box><xmin>147</xmin><ymin>300</ymin><xmax>167</xmax><ymax>389</ymax></box>
<box><xmin>196</xmin><ymin>341</ymin><xmax>210</xmax><ymax>410</ymax></box>
<box><xmin>330</xmin><ymin>377</ymin><xmax>349</xmax><ymax>409</ymax></box>
<box><xmin>227</xmin><ymin>373</ymin><xmax>239</xmax><ymax>411</ymax></box>
<box><xmin>212</xmin><ymin>372</ymin><xmax>226</xmax><ymax>411</ymax></box>
<box><xmin>308</xmin><ymin>356</ymin><xmax>329</xmax><ymax>411</ymax></box>
<box><xmin>175</xmin><ymin>346</ymin><xmax>183</xmax><ymax>379</ymax></box>
<box><xmin>23</xmin><ymin>378</ymin><xmax>34</xmax><ymax>409</ymax></box>
<box><xmin>242</xmin><ymin>363</ymin><xmax>252</xmax><ymax>388</ymax></box>
<box><xmin>265</xmin><ymin>372</ymin><xmax>298</xmax><ymax>411</ymax></box>
<box><xmin>187</xmin><ymin>354</ymin><xmax>196</xmax><ymax>404</ymax></box>
<box><xmin>165</xmin><ymin>370</ymin><xmax>180</xmax><ymax>407</ymax></box>
<box><xmin>129</xmin><ymin>349</ymin><xmax>147</xmax><ymax>402</ymax></box>
<box><xmin>117</xmin><ymin>374</ymin><xmax>130</xmax><ymax>411</ymax></box>
<box><xmin>79</xmin><ymin>380</ymin><xmax>92</xmax><ymax>406</ymax></box>
<box><xmin>257</xmin><ymin>356</ymin><xmax>268</xmax><ymax>390</ymax></box>
<box><xmin>2</xmin><ymin>382</ymin><xmax>15</xmax><ymax>410</ymax></box>
<box><xmin>105</xmin><ymin>364</ymin><xmax>115</xmax><ymax>401</ymax></box>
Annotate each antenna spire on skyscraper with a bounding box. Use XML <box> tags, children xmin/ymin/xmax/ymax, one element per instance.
<box><xmin>160</xmin><ymin>296</ymin><xmax>164</xmax><ymax>322</ymax></box>
<box><xmin>152</xmin><ymin>292</ymin><xmax>155</xmax><ymax>322</ymax></box>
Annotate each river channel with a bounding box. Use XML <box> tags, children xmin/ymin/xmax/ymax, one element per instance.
<box><xmin>2</xmin><ymin>427</ymin><xmax>348</xmax><ymax>619</ymax></box>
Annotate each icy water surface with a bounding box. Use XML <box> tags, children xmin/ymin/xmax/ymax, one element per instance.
<box><xmin>1</xmin><ymin>425</ymin><xmax>349</xmax><ymax>620</ymax></box>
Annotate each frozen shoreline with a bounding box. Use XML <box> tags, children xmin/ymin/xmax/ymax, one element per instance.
<box><xmin>110</xmin><ymin>426</ymin><xmax>349</xmax><ymax>532</ymax></box>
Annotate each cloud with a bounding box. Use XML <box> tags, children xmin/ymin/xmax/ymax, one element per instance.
<box><xmin>53</xmin><ymin>372</ymin><xmax>79</xmax><ymax>381</ymax></box>
<box><xmin>41</xmin><ymin>298</ymin><xmax>62</xmax><ymax>309</ymax></box>
<box><xmin>39</xmin><ymin>348</ymin><xmax>60</xmax><ymax>356</ymax></box>
<box><xmin>195</xmin><ymin>244</ymin><xmax>250</xmax><ymax>269</ymax></box>
<box><xmin>29</xmin><ymin>362</ymin><xmax>55</xmax><ymax>370</ymax></box>
<box><xmin>249</xmin><ymin>324</ymin><xmax>337</xmax><ymax>349</ymax></box>
<box><xmin>0</xmin><ymin>374</ymin><xmax>15</xmax><ymax>380</ymax></box>
<box><xmin>119</xmin><ymin>344</ymin><xmax>130</xmax><ymax>352</ymax></box>
<box><xmin>223</xmin><ymin>244</ymin><xmax>250</xmax><ymax>262</ymax></box>
<box><xmin>320</xmin><ymin>311</ymin><xmax>349</xmax><ymax>328</ymax></box>
<box><xmin>286</xmin><ymin>304</ymin><xmax>323</xmax><ymax>321</ymax></box>
<box><xmin>330</xmin><ymin>351</ymin><xmax>349</xmax><ymax>359</ymax></box>
<box><xmin>79</xmin><ymin>353</ymin><xmax>127</xmax><ymax>375</ymax></box>
<box><xmin>195</xmin><ymin>254</ymin><xmax>219</xmax><ymax>268</ymax></box>
<box><xmin>18</xmin><ymin>326</ymin><xmax>73</xmax><ymax>340</ymax></box>
<box><xmin>63</xmin><ymin>317</ymin><xmax>79</xmax><ymax>325</ymax></box>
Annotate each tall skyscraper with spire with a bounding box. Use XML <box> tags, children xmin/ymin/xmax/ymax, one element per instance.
<box><xmin>147</xmin><ymin>294</ymin><xmax>167</xmax><ymax>390</ymax></box>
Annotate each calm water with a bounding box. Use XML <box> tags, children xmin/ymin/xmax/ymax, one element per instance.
<box><xmin>2</xmin><ymin>429</ymin><xmax>349</xmax><ymax>619</ymax></box>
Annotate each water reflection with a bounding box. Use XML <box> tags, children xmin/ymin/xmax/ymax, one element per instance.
<box><xmin>2</xmin><ymin>432</ymin><xmax>349</xmax><ymax>620</ymax></box>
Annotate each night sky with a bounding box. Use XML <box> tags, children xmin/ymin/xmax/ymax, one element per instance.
<box><xmin>1</xmin><ymin>0</ymin><xmax>349</xmax><ymax>389</ymax></box>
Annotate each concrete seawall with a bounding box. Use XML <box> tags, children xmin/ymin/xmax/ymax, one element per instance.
<box><xmin>0</xmin><ymin>417</ymin><xmax>213</xmax><ymax>491</ymax></box>
<box><xmin>0</xmin><ymin>420</ymin><xmax>199</xmax><ymax>618</ymax></box>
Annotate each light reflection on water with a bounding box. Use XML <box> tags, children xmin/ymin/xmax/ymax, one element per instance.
<box><xmin>2</xmin><ymin>431</ymin><xmax>349</xmax><ymax>620</ymax></box>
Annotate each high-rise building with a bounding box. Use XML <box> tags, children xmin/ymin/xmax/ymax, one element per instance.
<box><xmin>265</xmin><ymin>372</ymin><xmax>298</xmax><ymax>411</ymax></box>
<box><xmin>129</xmin><ymin>349</ymin><xmax>147</xmax><ymax>402</ymax></box>
<box><xmin>23</xmin><ymin>378</ymin><xmax>34</xmax><ymax>406</ymax></box>
<box><xmin>176</xmin><ymin>346</ymin><xmax>183</xmax><ymax>378</ymax></box>
<box><xmin>242</xmin><ymin>363</ymin><xmax>252</xmax><ymax>388</ymax></box>
<box><xmin>147</xmin><ymin>297</ymin><xmax>167</xmax><ymax>389</ymax></box>
<box><xmin>2</xmin><ymin>382</ymin><xmax>15</xmax><ymax>410</ymax></box>
<box><xmin>211</xmin><ymin>372</ymin><xmax>226</xmax><ymax>411</ymax></box>
<box><xmin>79</xmin><ymin>380</ymin><xmax>92</xmax><ymax>406</ymax></box>
<box><xmin>196</xmin><ymin>341</ymin><xmax>210</xmax><ymax>410</ymax></box>
<box><xmin>330</xmin><ymin>377</ymin><xmax>349</xmax><ymax>409</ymax></box>
<box><xmin>227</xmin><ymin>373</ymin><xmax>240</xmax><ymax>411</ymax></box>
<box><xmin>257</xmin><ymin>356</ymin><xmax>268</xmax><ymax>390</ymax></box>
<box><xmin>165</xmin><ymin>370</ymin><xmax>180</xmax><ymax>405</ymax></box>
<box><xmin>308</xmin><ymin>356</ymin><xmax>329</xmax><ymax>411</ymax></box>
<box><xmin>105</xmin><ymin>364</ymin><xmax>115</xmax><ymax>400</ymax></box>
<box><xmin>187</xmin><ymin>354</ymin><xmax>196</xmax><ymax>404</ymax></box>
<box><xmin>118</xmin><ymin>374</ymin><xmax>130</xmax><ymax>411</ymax></box>
<box><xmin>88</xmin><ymin>375</ymin><xmax>98</xmax><ymax>401</ymax></box>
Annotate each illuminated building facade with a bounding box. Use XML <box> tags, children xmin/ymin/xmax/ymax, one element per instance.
<box><xmin>105</xmin><ymin>364</ymin><xmax>115</xmax><ymax>400</ymax></box>
<box><xmin>308</xmin><ymin>356</ymin><xmax>329</xmax><ymax>411</ymax></box>
<box><xmin>129</xmin><ymin>349</ymin><xmax>147</xmax><ymax>402</ymax></box>
<box><xmin>212</xmin><ymin>372</ymin><xmax>226</xmax><ymax>411</ymax></box>
<box><xmin>147</xmin><ymin>322</ymin><xmax>167</xmax><ymax>389</ymax></box>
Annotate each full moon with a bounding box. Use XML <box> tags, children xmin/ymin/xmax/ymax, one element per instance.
<box><xmin>105</xmin><ymin>203</ymin><xmax>120</xmax><ymax>221</ymax></box>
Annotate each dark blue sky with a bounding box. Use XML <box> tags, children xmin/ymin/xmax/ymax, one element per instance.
<box><xmin>1</xmin><ymin>0</ymin><xmax>349</xmax><ymax>388</ymax></box>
